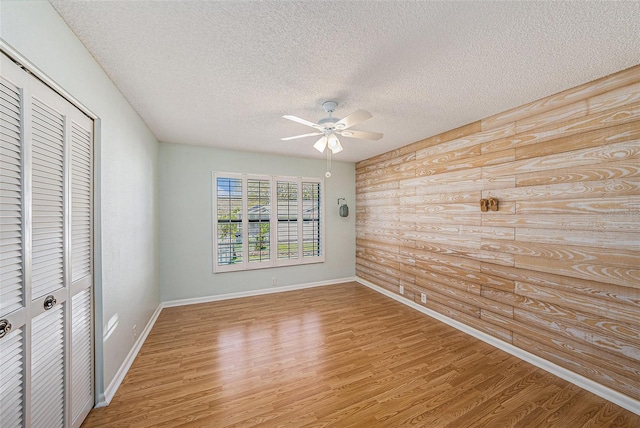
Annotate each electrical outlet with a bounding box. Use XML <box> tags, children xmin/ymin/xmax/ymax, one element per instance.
<box><xmin>132</xmin><ymin>324</ymin><xmax>137</xmax><ymax>339</ymax></box>
<box><xmin>399</xmin><ymin>285</ymin><xmax>404</xmax><ymax>295</ymax></box>
<box><xmin>271</xmin><ymin>277</ymin><xmax>277</xmax><ymax>286</ymax></box>
<box><xmin>421</xmin><ymin>293</ymin><xmax>427</xmax><ymax>304</ymax></box>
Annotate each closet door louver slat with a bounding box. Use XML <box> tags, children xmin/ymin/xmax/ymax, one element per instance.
<box><xmin>31</xmin><ymin>97</ymin><xmax>65</xmax><ymax>300</ymax></box>
<box><xmin>71</xmin><ymin>289</ymin><xmax>92</xmax><ymax>424</ymax></box>
<box><xmin>0</xmin><ymin>328</ymin><xmax>25</xmax><ymax>427</ymax></box>
<box><xmin>71</xmin><ymin>121</ymin><xmax>92</xmax><ymax>283</ymax></box>
<box><xmin>0</xmin><ymin>76</ymin><xmax>24</xmax><ymax>317</ymax></box>
<box><xmin>31</xmin><ymin>305</ymin><xmax>66</xmax><ymax>427</ymax></box>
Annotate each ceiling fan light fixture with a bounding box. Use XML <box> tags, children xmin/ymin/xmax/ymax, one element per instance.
<box><xmin>327</xmin><ymin>134</ymin><xmax>339</xmax><ymax>149</ymax></box>
<box><xmin>313</xmin><ymin>136</ymin><xmax>328</xmax><ymax>153</ymax></box>
<box><xmin>340</xmin><ymin>130</ymin><xmax>352</xmax><ymax>137</ymax></box>
<box><xmin>328</xmin><ymin>135</ymin><xmax>343</xmax><ymax>154</ymax></box>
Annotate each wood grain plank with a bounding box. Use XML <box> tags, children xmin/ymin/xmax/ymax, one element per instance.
<box><xmin>481</xmin><ymin>262</ymin><xmax>640</xmax><ymax>307</ymax></box>
<box><xmin>515</xmin><ymin>196</ymin><xmax>639</xmax><ymax>215</ymax></box>
<box><xmin>356</xmin><ymin>263</ymin><xmax>400</xmax><ymax>287</ymax></box>
<box><xmin>422</xmin><ymin>297</ymin><xmax>513</xmax><ymax>343</ymax></box>
<box><xmin>508</xmin><ymin>293</ymin><xmax>640</xmax><ymax>345</ymax></box>
<box><xmin>481</xmin><ymin>239</ymin><xmax>640</xmax><ymax>269</ymax></box>
<box><xmin>401</xmin><ymin>264</ymin><xmax>482</xmax><ymax>294</ymax></box>
<box><xmin>413</xmin><ymin>237</ymin><xmax>515</xmax><ymax>267</ymax></box>
<box><xmin>515</xmin><ymin>100</ymin><xmax>589</xmax><ymax>134</ymax></box>
<box><xmin>415</xmin><ymin>143</ymin><xmax>480</xmax><ymax>166</ymax></box>
<box><xmin>480</xmin><ymin>212</ymin><xmax>639</xmax><ymax>232</ymax></box>
<box><xmin>356</xmin><ymin>238</ymin><xmax>400</xmax><ymax>254</ymax></box>
<box><xmin>481</xmin><ymin>64</ymin><xmax>640</xmax><ymax>130</ymax></box>
<box><xmin>355</xmin><ymin>186</ymin><xmax>415</xmax><ymax>201</ymax></box>
<box><xmin>516</xmin><ymin>158</ymin><xmax>640</xmax><ymax>187</ymax></box>
<box><xmin>357</xmin><ymin>152</ymin><xmax>416</xmax><ymax>174</ymax></box>
<box><xmin>356</xmin><ymin>247</ymin><xmax>402</xmax><ymax>267</ymax></box>
<box><xmin>483</xmin><ymin>139</ymin><xmax>640</xmax><ymax>178</ymax></box>
<box><xmin>406</xmin><ymin>176</ymin><xmax>516</xmax><ymax>195</ymax></box>
<box><xmin>515</xmin><ymin>120</ymin><xmax>640</xmax><ymax>161</ymax></box>
<box><xmin>413</xmin><ymin>274</ymin><xmax>513</xmax><ymax>318</ymax></box>
<box><xmin>401</xmin><ymin>190</ymin><xmax>479</xmax><ymax>204</ymax></box>
<box><xmin>516</xmin><ymin>281</ymin><xmax>640</xmax><ymax>331</ymax></box>
<box><xmin>416</xmin><ymin>123</ymin><xmax>514</xmax><ymax>159</ymax></box>
<box><xmin>515</xmin><ymin>227</ymin><xmax>640</xmax><ymax>251</ymax></box>
<box><xmin>513</xmin><ymin>101</ymin><xmax>640</xmax><ymax>150</ymax></box>
<box><xmin>588</xmin><ymin>80</ymin><xmax>640</xmax><ymax>116</ymax></box>
<box><xmin>356</xmin><ymin>219</ymin><xmax>415</xmax><ymax>231</ymax></box>
<box><xmin>483</xmin><ymin>311</ymin><xmax>640</xmax><ymax>384</ymax></box>
<box><xmin>411</xmin><ymin>282</ymin><xmax>481</xmax><ymax>318</ymax></box>
<box><xmin>415</xmin><ymin>223</ymin><xmax>515</xmax><ymax>240</ymax></box>
<box><xmin>515</xmin><ymin>254</ymin><xmax>640</xmax><ymax>289</ymax></box>
<box><xmin>486</xmin><ymin>179</ymin><xmax>640</xmax><ymax>201</ymax></box>
<box><xmin>416</xmin><ymin>148</ymin><xmax>515</xmax><ymax>177</ymax></box>
<box><xmin>513</xmin><ymin>333</ymin><xmax>640</xmax><ymax>402</ymax></box>
<box><xmin>356</xmin><ymin>180</ymin><xmax>399</xmax><ymax>194</ymax></box>
<box><xmin>514</xmin><ymin>308</ymin><xmax>640</xmax><ymax>362</ymax></box>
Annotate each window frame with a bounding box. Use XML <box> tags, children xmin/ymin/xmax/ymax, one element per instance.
<box><xmin>212</xmin><ymin>172</ymin><xmax>325</xmax><ymax>273</ymax></box>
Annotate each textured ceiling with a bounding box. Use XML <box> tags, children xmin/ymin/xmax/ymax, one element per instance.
<box><xmin>49</xmin><ymin>1</ymin><xmax>640</xmax><ymax>162</ymax></box>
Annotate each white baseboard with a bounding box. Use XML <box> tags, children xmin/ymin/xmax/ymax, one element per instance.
<box><xmin>162</xmin><ymin>277</ymin><xmax>356</xmax><ymax>308</ymax></box>
<box><xmin>97</xmin><ymin>303</ymin><xmax>164</xmax><ymax>407</ymax></box>
<box><xmin>355</xmin><ymin>276</ymin><xmax>640</xmax><ymax>416</ymax></box>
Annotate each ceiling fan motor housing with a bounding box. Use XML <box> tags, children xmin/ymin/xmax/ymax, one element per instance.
<box><xmin>318</xmin><ymin>116</ymin><xmax>339</xmax><ymax>128</ymax></box>
<box><xmin>322</xmin><ymin>101</ymin><xmax>337</xmax><ymax>113</ymax></box>
<box><xmin>319</xmin><ymin>101</ymin><xmax>342</xmax><ymax>131</ymax></box>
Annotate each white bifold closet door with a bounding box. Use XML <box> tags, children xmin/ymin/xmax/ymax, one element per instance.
<box><xmin>0</xmin><ymin>52</ymin><xmax>94</xmax><ymax>428</ymax></box>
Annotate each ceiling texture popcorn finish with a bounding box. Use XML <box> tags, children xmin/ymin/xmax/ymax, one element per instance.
<box><xmin>49</xmin><ymin>1</ymin><xmax>640</xmax><ymax>162</ymax></box>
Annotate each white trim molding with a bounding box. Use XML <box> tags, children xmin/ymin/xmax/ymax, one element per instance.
<box><xmin>163</xmin><ymin>277</ymin><xmax>355</xmax><ymax>308</ymax></box>
<box><xmin>356</xmin><ymin>276</ymin><xmax>640</xmax><ymax>416</ymax></box>
<box><xmin>97</xmin><ymin>303</ymin><xmax>163</xmax><ymax>407</ymax></box>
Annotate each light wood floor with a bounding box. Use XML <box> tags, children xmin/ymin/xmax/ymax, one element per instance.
<box><xmin>83</xmin><ymin>282</ymin><xmax>640</xmax><ymax>427</ymax></box>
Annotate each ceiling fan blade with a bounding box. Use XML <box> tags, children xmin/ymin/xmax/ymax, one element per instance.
<box><xmin>281</xmin><ymin>132</ymin><xmax>323</xmax><ymax>141</ymax></box>
<box><xmin>282</xmin><ymin>115</ymin><xmax>322</xmax><ymax>130</ymax></box>
<box><xmin>335</xmin><ymin>109</ymin><xmax>372</xmax><ymax>130</ymax></box>
<box><xmin>339</xmin><ymin>129</ymin><xmax>383</xmax><ymax>140</ymax></box>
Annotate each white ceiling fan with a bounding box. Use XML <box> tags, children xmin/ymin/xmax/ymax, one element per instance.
<box><xmin>281</xmin><ymin>101</ymin><xmax>383</xmax><ymax>154</ymax></box>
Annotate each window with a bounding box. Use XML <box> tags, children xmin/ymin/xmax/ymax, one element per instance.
<box><xmin>213</xmin><ymin>173</ymin><xmax>324</xmax><ymax>272</ymax></box>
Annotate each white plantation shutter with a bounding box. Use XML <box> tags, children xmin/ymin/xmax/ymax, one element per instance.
<box><xmin>71</xmin><ymin>289</ymin><xmax>92</xmax><ymax>425</ymax></box>
<box><xmin>0</xmin><ymin>328</ymin><xmax>25</xmax><ymax>427</ymax></box>
<box><xmin>31</xmin><ymin>97</ymin><xmax>65</xmax><ymax>300</ymax></box>
<box><xmin>31</xmin><ymin>305</ymin><xmax>66</xmax><ymax>427</ymax></box>
<box><xmin>277</xmin><ymin>180</ymin><xmax>299</xmax><ymax>260</ymax></box>
<box><xmin>0</xmin><ymin>76</ymin><xmax>24</xmax><ymax>317</ymax></box>
<box><xmin>302</xmin><ymin>181</ymin><xmax>321</xmax><ymax>257</ymax></box>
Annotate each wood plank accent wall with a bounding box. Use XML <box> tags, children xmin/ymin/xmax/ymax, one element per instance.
<box><xmin>355</xmin><ymin>65</ymin><xmax>640</xmax><ymax>401</ymax></box>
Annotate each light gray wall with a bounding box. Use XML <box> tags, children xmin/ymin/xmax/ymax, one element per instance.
<box><xmin>159</xmin><ymin>142</ymin><xmax>356</xmax><ymax>301</ymax></box>
<box><xmin>1</xmin><ymin>1</ymin><xmax>161</xmax><ymax>397</ymax></box>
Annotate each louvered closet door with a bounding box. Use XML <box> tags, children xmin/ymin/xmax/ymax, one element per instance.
<box><xmin>68</xmin><ymin>99</ymin><xmax>94</xmax><ymax>428</ymax></box>
<box><xmin>0</xmin><ymin>52</ymin><xmax>29</xmax><ymax>428</ymax></box>
<box><xmin>30</xmin><ymin>71</ymin><xmax>71</xmax><ymax>428</ymax></box>
<box><xmin>0</xmin><ymin>52</ymin><xmax>94</xmax><ymax>428</ymax></box>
